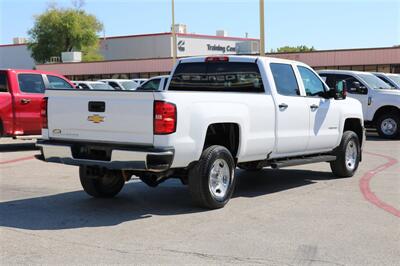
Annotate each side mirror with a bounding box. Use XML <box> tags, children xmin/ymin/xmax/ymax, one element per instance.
<box><xmin>349</xmin><ymin>81</ymin><xmax>367</xmax><ymax>94</ymax></box>
<box><xmin>333</xmin><ymin>80</ymin><xmax>347</xmax><ymax>100</ymax></box>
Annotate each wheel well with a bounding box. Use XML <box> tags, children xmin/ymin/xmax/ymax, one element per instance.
<box><xmin>373</xmin><ymin>106</ymin><xmax>400</xmax><ymax>123</ymax></box>
<box><xmin>344</xmin><ymin>118</ymin><xmax>363</xmax><ymax>146</ymax></box>
<box><xmin>203</xmin><ymin>123</ymin><xmax>240</xmax><ymax>158</ymax></box>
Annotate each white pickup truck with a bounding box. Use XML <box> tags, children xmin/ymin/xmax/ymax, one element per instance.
<box><xmin>318</xmin><ymin>70</ymin><xmax>400</xmax><ymax>139</ymax></box>
<box><xmin>37</xmin><ymin>56</ymin><xmax>364</xmax><ymax>209</ymax></box>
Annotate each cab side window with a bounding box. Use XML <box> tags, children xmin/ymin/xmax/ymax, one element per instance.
<box><xmin>0</xmin><ymin>72</ymin><xmax>8</xmax><ymax>93</ymax></box>
<box><xmin>270</xmin><ymin>63</ymin><xmax>300</xmax><ymax>96</ymax></box>
<box><xmin>18</xmin><ymin>74</ymin><xmax>45</xmax><ymax>93</ymax></box>
<box><xmin>298</xmin><ymin>66</ymin><xmax>326</xmax><ymax>97</ymax></box>
<box><xmin>47</xmin><ymin>75</ymin><xmax>73</xmax><ymax>89</ymax></box>
<box><xmin>108</xmin><ymin>82</ymin><xmax>121</xmax><ymax>90</ymax></box>
<box><xmin>141</xmin><ymin>79</ymin><xmax>161</xmax><ymax>90</ymax></box>
<box><xmin>322</xmin><ymin>74</ymin><xmax>366</xmax><ymax>95</ymax></box>
<box><xmin>78</xmin><ymin>83</ymin><xmax>90</xmax><ymax>90</ymax></box>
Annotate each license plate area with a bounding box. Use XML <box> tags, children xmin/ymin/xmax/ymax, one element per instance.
<box><xmin>71</xmin><ymin>144</ymin><xmax>111</xmax><ymax>161</ymax></box>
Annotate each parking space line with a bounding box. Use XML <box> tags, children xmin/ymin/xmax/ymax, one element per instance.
<box><xmin>360</xmin><ymin>151</ymin><xmax>400</xmax><ymax>218</ymax></box>
<box><xmin>0</xmin><ymin>155</ymin><xmax>35</xmax><ymax>165</ymax></box>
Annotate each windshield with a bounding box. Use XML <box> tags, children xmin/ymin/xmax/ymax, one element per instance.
<box><xmin>91</xmin><ymin>83</ymin><xmax>114</xmax><ymax>90</ymax></box>
<box><xmin>388</xmin><ymin>75</ymin><xmax>400</xmax><ymax>87</ymax></box>
<box><xmin>358</xmin><ymin>73</ymin><xmax>394</xmax><ymax>90</ymax></box>
<box><xmin>121</xmin><ymin>81</ymin><xmax>138</xmax><ymax>90</ymax></box>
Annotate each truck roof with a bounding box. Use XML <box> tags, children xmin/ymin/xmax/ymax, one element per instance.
<box><xmin>317</xmin><ymin>69</ymin><xmax>375</xmax><ymax>76</ymax></box>
<box><xmin>178</xmin><ymin>55</ymin><xmax>309</xmax><ymax>66</ymax></box>
<box><xmin>0</xmin><ymin>68</ymin><xmax>64</xmax><ymax>76</ymax></box>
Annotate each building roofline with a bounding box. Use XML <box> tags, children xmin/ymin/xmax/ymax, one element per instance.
<box><xmin>267</xmin><ymin>46</ymin><xmax>400</xmax><ymax>54</ymax></box>
<box><xmin>0</xmin><ymin>43</ymin><xmax>28</xmax><ymax>47</ymax></box>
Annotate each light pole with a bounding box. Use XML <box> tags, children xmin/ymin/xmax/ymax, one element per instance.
<box><xmin>171</xmin><ymin>0</ymin><xmax>177</xmax><ymax>64</ymax></box>
<box><xmin>259</xmin><ymin>0</ymin><xmax>265</xmax><ymax>56</ymax></box>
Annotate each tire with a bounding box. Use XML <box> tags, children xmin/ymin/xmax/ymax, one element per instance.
<box><xmin>376</xmin><ymin>112</ymin><xmax>400</xmax><ymax>139</ymax></box>
<box><xmin>188</xmin><ymin>145</ymin><xmax>236</xmax><ymax>209</ymax></box>
<box><xmin>79</xmin><ymin>166</ymin><xmax>125</xmax><ymax>198</ymax></box>
<box><xmin>330</xmin><ymin>131</ymin><xmax>360</xmax><ymax>178</ymax></box>
<box><xmin>237</xmin><ymin>161</ymin><xmax>263</xmax><ymax>171</ymax></box>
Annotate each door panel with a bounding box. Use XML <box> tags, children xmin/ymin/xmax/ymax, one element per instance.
<box><xmin>275</xmin><ymin>96</ymin><xmax>310</xmax><ymax>153</ymax></box>
<box><xmin>13</xmin><ymin>73</ymin><xmax>45</xmax><ymax>135</ymax></box>
<box><xmin>306</xmin><ymin>98</ymin><xmax>340</xmax><ymax>150</ymax></box>
<box><xmin>270</xmin><ymin>63</ymin><xmax>309</xmax><ymax>154</ymax></box>
<box><xmin>297</xmin><ymin>67</ymin><xmax>340</xmax><ymax>151</ymax></box>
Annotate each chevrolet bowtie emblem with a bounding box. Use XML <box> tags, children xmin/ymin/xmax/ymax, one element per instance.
<box><xmin>88</xmin><ymin>114</ymin><xmax>104</xmax><ymax>123</ymax></box>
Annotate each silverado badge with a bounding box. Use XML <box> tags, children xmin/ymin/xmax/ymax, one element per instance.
<box><xmin>88</xmin><ymin>114</ymin><xmax>105</xmax><ymax>123</ymax></box>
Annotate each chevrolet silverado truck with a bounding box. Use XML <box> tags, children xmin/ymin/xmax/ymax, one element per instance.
<box><xmin>319</xmin><ymin>70</ymin><xmax>400</xmax><ymax>139</ymax></box>
<box><xmin>0</xmin><ymin>69</ymin><xmax>74</xmax><ymax>138</ymax></box>
<box><xmin>37</xmin><ymin>56</ymin><xmax>364</xmax><ymax>209</ymax></box>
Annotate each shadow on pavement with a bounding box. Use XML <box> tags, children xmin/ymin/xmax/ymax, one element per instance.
<box><xmin>0</xmin><ymin>142</ymin><xmax>38</xmax><ymax>152</ymax></box>
<box><xmin>0</xmin><ymin>168</ymin><xmax>333</xmax><ymax>231</ymax></box>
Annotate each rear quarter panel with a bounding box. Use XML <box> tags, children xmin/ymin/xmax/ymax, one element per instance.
<box><xmin>153</xmin><ymin>91</ymin><xmax>276</xmax><ymax>168</ymax></box>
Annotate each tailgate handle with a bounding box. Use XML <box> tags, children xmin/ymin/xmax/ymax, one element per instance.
<box><xmin>88</xmin><ymin>101</ymin><xmax>105</xmax><ymax>112</ymax></box>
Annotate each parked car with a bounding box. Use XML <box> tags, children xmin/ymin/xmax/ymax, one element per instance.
<box><xmin>98</xmin><ymin>79</ymin><xmax>138</xmax><ymax>90</ymax></box>
<box><xmin>0</xmin><ymin>69</ymin><xmax>74</xmax><ymax>138</ymax></box>
<box><xmin>37</xmin><ymin>56</ymin><xmax>364</xmax><ymax>209</ymax></box>
<box><xmin>132</xmin><ymin>78</ymin><xmax>148</xmax><ymax>86</ymax></box>
<box><xmin>372</xmin><ymin>72</ymin><xmax>400</xmax><ymax>90</ymax></box>
<box><xmin>319</xmin><ymin>70</ymin><xmax>400</xmax><ymax>139</ymax></box>
<box><xmin>73</xmin><ymin>81</ymin><xmax>114</xmax><ymax>90</ymax></box>
<box><xmin>136</xmin><ymin>75</ymin><xmax>169</xmax><ymax>91</ymax></box>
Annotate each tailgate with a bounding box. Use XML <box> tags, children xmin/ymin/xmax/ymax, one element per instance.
<box><xmin>46</xmin><ymin>90</ymin><xmax>154</xmax><ymax>145</ymax></box>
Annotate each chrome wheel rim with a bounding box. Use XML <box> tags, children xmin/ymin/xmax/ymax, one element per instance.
<box><xmin>208</xmin><ymin>159</ymin><xmax>231</xmax><ymax>201</ymax></box>
<box><xmin>345</xmin><ymin>140</ymin><xmax>357</xmax><ymax>171</ymax></box>
<box><xmin>381</xmin><ymin>118</ymin><xmax>397</xmax><ymax>136</ymax></box>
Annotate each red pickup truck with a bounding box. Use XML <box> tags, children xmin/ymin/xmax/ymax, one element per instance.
<box><xmin>0</xmin><ymin>69</ymin><xmax>74</xmax><ymax>137</ymax></box>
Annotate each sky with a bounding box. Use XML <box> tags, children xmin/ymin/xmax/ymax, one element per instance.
<box><xmin>0</xmin><ymin>0</ymin><xmax>399</xmax><ymax>51</ymax></box>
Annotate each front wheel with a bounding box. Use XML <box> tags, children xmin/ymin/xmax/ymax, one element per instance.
<box><xmin>330</xmin><ymin>131</ymin><xmax>361</xmax><ymax>178</ymax></box>
<box><xmin>79</xmin><ymin>166</ymin><xmax>125</xmax><ymax>198</ymax></box>
<box><xmin>376</xmin><ymin>112</ymin><xmax>399</xmax><ymax>139</ymax></box>
<box><xmin>188</xmin><ymin>145</ymin><xmax>236</xmax><ymax>209</ymax></box>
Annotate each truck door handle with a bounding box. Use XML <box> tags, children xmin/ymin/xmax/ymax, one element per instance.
<box><xmin>310</xmin><ymin>104</ymin><xmax>319</xmax><ymax>110</ymax></box>
<box><xmin>278</xmin><ymin>103</ymin><xmax>288</xmax><ymax>109</ymax></box>
<box><xmin>20</xmin><ymin>98</ymin><xmax>31</xmax><ymax>104</ymax></box>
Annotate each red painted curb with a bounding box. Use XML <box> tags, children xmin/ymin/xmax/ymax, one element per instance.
<box><xmin>360</xmin><ymin>151</ymin><xmax>400</xmax><ymax>218</ymax></box>
<box><xmin>0</xmin><ymin>155</ymin><xmax>34</xmax><ymax>165</ymax></box>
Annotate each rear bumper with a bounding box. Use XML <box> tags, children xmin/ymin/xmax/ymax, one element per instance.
<box><xmin>36</xmin><ymin>140</ymin><xmax>174</xmax><ymax>172</ymax></box>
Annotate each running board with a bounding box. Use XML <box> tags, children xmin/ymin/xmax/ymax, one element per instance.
<box><xmin>270</xmin><ymin>155</ymin><xmax>336</xmax><ymax>169</ymax></box>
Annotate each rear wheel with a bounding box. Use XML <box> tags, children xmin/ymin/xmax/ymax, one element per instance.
<box><xmin>79</xmin><ymin>166</ymin><xmax>125</xmax><ymax>198</ymax></box>
<box><xmin>330</xmin><ymin>131</ymin><xmax>360</xmax><ymax>178</ymax></box>
<box><xmin>376</xmin><ymin>112</ymin><xmax>399</xmax><ymax>139</ymax></box>
<box><xmin>188</xmin><ymin>145</ymin><xmax>236</xmax><ymax>209</ymax></box>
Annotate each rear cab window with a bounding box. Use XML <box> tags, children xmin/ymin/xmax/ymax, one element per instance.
<box><xmin>17</xmin><ymin>73</ymin><xmax>45</xmax><ymax>93</ymax></box>
<box><xmin>169</xmin><ymin>62</ymin><xmax>264</xmax><ymax>93</ymax></box>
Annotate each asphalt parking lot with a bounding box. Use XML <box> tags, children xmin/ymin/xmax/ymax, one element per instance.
<box><xmin>0</xmin><ymin>132</ymin><xmax>399</xmax><ymax>265</ymax></box>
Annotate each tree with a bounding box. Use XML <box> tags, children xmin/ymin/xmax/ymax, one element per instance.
<box><xmin>270</xmin><ymin>45</ymin><xmax>316</xmax><ymax>53</ymax></box>
<box><xmin>28</xmin><ymin>3</ymin><xmax>103</xmax><ymax>63</ymax></box>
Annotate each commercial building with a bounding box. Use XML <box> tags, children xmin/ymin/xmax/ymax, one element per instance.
<box><xmin>1</xmin><ymin>28</ymin><xmax>399</xmax><ymax>80</ymax></box>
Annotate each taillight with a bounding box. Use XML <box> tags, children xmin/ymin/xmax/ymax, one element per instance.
<box><xmin>40</xmin><ymin>97</ymin><xmax>48</xmax><ymax>129</ymax></box>
<box><xmin>154</xmin><ymin>101</ymin><xmax>176</xmax><ymax>134</ymax></box>
<box><xmin>205</xmin><ymin>56</ymin><xmax>229</xmax><ymax>62</ymax></box>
